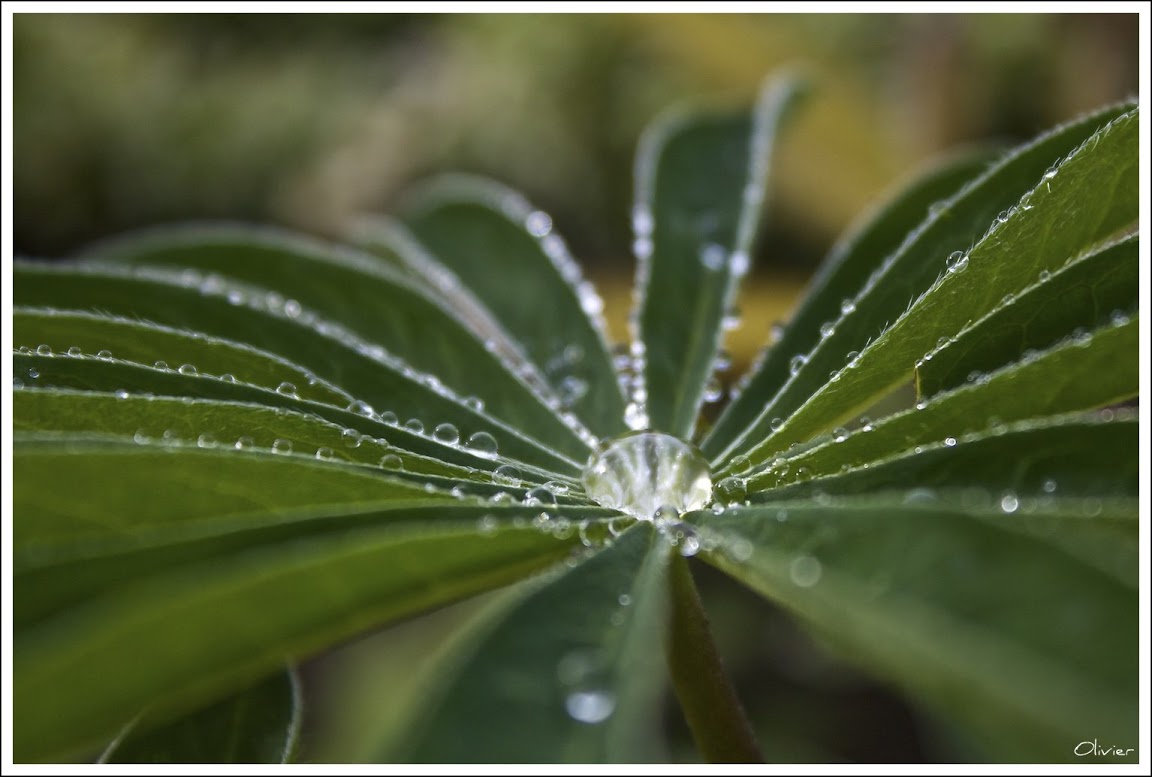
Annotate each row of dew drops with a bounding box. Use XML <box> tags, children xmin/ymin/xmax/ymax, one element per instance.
<box><xmin>15</xmin><ymin>344</ymin><xmax>509</xmax><ymax>463</ymax></box>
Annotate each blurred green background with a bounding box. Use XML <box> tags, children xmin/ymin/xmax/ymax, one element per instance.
<box><xmin>14</xmin><ymin>12</ymin><xmax>1139</xmax><ymax>763</ymax></box>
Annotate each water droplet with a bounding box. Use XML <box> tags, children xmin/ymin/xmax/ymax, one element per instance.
<box><xmin>789</xmin><ymin>354</ymin><xmax>808</xmax><ymax>376</ymax></box>
<box><xmin>493</xmin><ymin>464</ymin><xmax>522</xmax><ymax>487</ymax></box>
<box><xmin>678</xmin><ymin>527</ymin><xmax>701</xmax><ymax>557</ymax></box>
<box><xmin>276</xmin><ymin>382</ymin><xmax>297</xmax><ymax>397</ymax></box>
<box><xmin>840</xmin><ymin>298</ymin><xmax>857</xmax><ymax>315</ymax></box>
<box><xmin>727</xmin><ymin>536</ymin><xmax>754</xmax><ymax>562</ymax></box>
<box><xmin>525</xmin><ymin>210</ymin><xmax>553</xmax><ymax>237</ymax></box>
<box><xmin>559</xmin><ymin>375</ymin><xmax>589</xmax><ymax>407</ymax></box>
<box><xmin>463</xmin><ymin>431</ymin><xmax>499</xmax><ymax>459</ymax></box>
<box><xmin>432</xmin><ymin>423</ymin><xmax>460</xmax><ymax>445</ymax></box>
<box><xmin>347</xmin><ymin>400</ymin><xmax>375</xmax><ymax>417</ymax></box>
<box><xmin>152</xmin><ymin>360</ymin><xmax>170</xmax><ymax>371</ymax></box>
<box><xmin>819</xmin><ymin>321</ymin><xmax>836</xmax><ymax>338</ymax></box>
<box><xmin>113</xmin><ymin>389</ymin><xmax>130</xmax><ymax>400</ymax></box>
<box><xmin>789</xmin><ymin>555</ymin><xmax>822</xmax><ymax>587</ymax></box>
<box><xmin>66</xmin><ymin>346</ymin><xmax>83</xmax><ymax>357</ymax></box>
<box><xmin>776</xmin><ymin>509</ymin><xmax>788</xmax><ymax>522</ymax></box>
<box><xmin>380</xmin><ymin>453</ymin><xmax>404</xmax><ymax>470</ymax></box>
<box><xmin>699</xmin><ymin>243</ymin><xmax>726</xmax><ymax>271</ymax></box>
<box><xmin>564</xmin><ymin>690</ymin><xmax>616</xmax><ymax>724</ymax></box>
<box><xmin>404</xmin><ymin>419</ymin><xmax>425</xmax><ymax>435</ymax></box>
<box><xmin>632</xmin><ymin>204</ymin><xmax>654</xmax><ymax>236</ymax></box>
<box><xmin>96</xmin><ymin>350</ymin><xmax>113</xmax><ymax>360</ymax></box>
<box><xmin>715</xmin><ymin>476</ymin><xmax>748</xmax><ymax>506</ymax></box>
<box><xmin>903</xmin><ymin>487</ymin><xmax>937</xmax><ymax>505</ymax></box>
<box><xmin>946</xmin><ymin>250</ymin><xmax>969</xmax><ymax>273</ymax></box>
<box><xmin>944</xmin><ymin>436</ymin><xmax>957</xmax><ymax>447</ymax></box>
<box><xmin>832</xmin><ymin>427</ymin><xmax>849</xmax><ymax>443</ymax></box>
<box><xmin>271</xmin><ymin>439</ymin><xmax>293</xmax><ymax>455</ymax></box>
<box><xmin>234</xmin><ymin>436</ymin><xmax>255</xmax><ymax>450</ymax></box>
<box><xmin>603</xmin><ymin>516</ymin><xmax>631</xmax><ymax>534</ymax></box>
<box><xmin>177</xmin><ymin>364</ymin><xmax>197</xmax><ymax>376</ymax></box>
<box><xmin>1041</xmin><ymin>479</ymin><xmax>1057</xmax><ymax>494</ymax></box>
<box><xmin>996</xmin><ymin>210</ymin><xmax>1011</xmax><ymax>223</ymax></box>
<box><xmin>379</xmin><ymin>410</ymin><xmax>399</xmax><ymax>425</ymax></box>
<box><xmin>582</xmin><ymin>432</ymin><xmax>711</xmax><ymax>520</ymax></box>
<box><xmin>477</xmin><ymin>514</ymin><xmax>499</xmax><ymax>536</ymax></box>
<box><xmin>769</xmin><ymin>418</ymin><xmax>784</xmax><ymax>432</ymax></box>
<box><xmin>702</xmin><ymin>377</ymin><xmax>723</xmax><ymax>403</ymax></box>
<box><xmin>524</xmin><ymin>486</ymin><xmax>558</xmax><ymax>507</ymax></box>
<box><xmin>729</xmin><ymin>251</ymin><xmax>750</xmax><ymax>276</ymax></box>
<box><xmin>315</xmin><ymin>446</ymin><xmax>336</xmax><ymax>460</ymax></box>
<box><xmin>623</xmin><ymin>402</ymin><xmax>649</xmax><ymax>431</ymax></box>
<box><xmin>1000</xmin><ymin>492</ymin><xmax>1020</xmax><ymax>514</ymax></box>
<box><xmin>341</xmin><ymin>428</ymin><xmax>363</xmax><ymax>448</ymax></box>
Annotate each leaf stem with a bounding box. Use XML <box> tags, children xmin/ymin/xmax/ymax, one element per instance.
<box><xmin>665</xmin><ymin>554</ymin><xmax>764</xmax><ymax>763</ymax></box>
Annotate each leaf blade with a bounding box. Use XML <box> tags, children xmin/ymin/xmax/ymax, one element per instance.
<box><xmin>694</xmin><ymin>499</ymin><xmax>1137</xmax><ymax>761</ymax></box>
<box><xmin>704</xmin><ymin>147</ymin><xmax>1000</xmax><ymax>456</ymax></box>
<box><xmin>633</xmin><ymin>73</ymin><xmax>803</xmax><ymax>438</ymax></box>
<box><xmin>395</xmin><ymin>178</ymin><xmax>629</xmax><ymax>440</ymax></box>
<box><xmin>389</xmin><ymin>524</ymin><xmax>672</xmax><ymax>763</ymax></box>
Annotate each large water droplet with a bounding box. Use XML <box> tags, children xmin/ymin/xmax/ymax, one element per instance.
<box><xmin>464</xmin><ymin>431</ymin><xmax>499</xmax><ymax>459</ymax></box>
<box><xmin>582</xmin><ymin>432</ymin><xmax>711</xmax><ymax>520</ymax></box>
<box><xmin>433</xmin><ymin>423</ymin><xmax>460</xmax><ymax>445</ymax></box>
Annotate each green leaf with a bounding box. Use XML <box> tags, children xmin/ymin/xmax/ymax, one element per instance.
<box><xmin>100</xmin><ymin>667</ymin><xmax>301</xmax><ymax>764</ymax></box>
<box><xmin>704</xmin><ymin>147</ymin><xmax>999</xmax><ymax>457</ymax></box>
<box><xmin>713</xmin><ymin>103</ymin><xmax>1136</xmax><ymax>470</ymax></box>
<box><xmin>13</xmin><ymin>350</ymin><xmax>572</xmax><ymax>479</ymax></box>
<box><xmin>394</xmin><ymin>177</ymin><xmax>629</xmax><ymax>439</ymax></box>
<box><xmin>80</xmin><ymin>224</ymin><xmax>596</xmax><ymax>454</ymax></box>
<box><xmin>13</xmin><ymin>262</ymin><xmax>589</xmax><ymax>472</ymax></box>
<box><xmin>751</xmin><ymin>413</ymin><xmax>1138</xmax><ymax>502</ymax></box>
<box><xmin>13</xmin><ymin>388</ymin><xmax>479</xmax><ymax>481</ymax></box>
<box><xmin>15</xmin><ymin>307</ymin><xmax>355</xmax><ymax>406</ymax></box>
<box><xmin>632</xmin><ymin>73</ymin><xmax>804</xmax><ymax>438</ymax></box>
<box><xmin>917</xmin><ymin>234</ymin><xmax>1137</xmax><ymax>397</ymax></box>
<box><xmin>14</xmin><ymin>441</ymin><xmax>585</xmax><ymax>761</ymax></box>
<box><xmin>752</xmin><ymin>313</ymin><xmax>1138</xmax><ymax>485</ymax></box>
<box><xmin>694</xmin><ymin>500</ymin><xmax>1138</xmax><ymax>761</ymax></box>
<box><xmin>389</xmin><ymin>523</ymin><xmax>671</xmax><ymax>763</ymax></box>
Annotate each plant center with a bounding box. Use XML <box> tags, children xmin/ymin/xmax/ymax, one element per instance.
<box><xmin>581</xmin><ymin>431</ymin><xmax>712</xmax><ymax>520</ymax></box>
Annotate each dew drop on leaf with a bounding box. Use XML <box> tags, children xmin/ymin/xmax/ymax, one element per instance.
<box><xmin>404</xmin><ymin>418</ymin><xmax>425</xmax><ymax>435</ymax></box>
<box><xmin>789</xmin><ymin>354</ymin><xmax>808</xmax><ymax>376</ymax></box>
<box><xmin>463</xmin><ymin>431</ymin><xmax>499</xmax><ymax>459</ymax></box>
<box><xmin>379</xmin><ymin>453</ymin><xmax>403</xmax><ymax>470</ymax></box>
<box><xmin>271</xmin><ymin>439</ymin><xmax>293</xmax><ymax>455</ymax></box>
<box><xmin>789</xmin><ymin>555</ymin><xmax>822</xmax><ymax>587</ymax></box>
<box><xmin>433</xmin><ymin>423</ymin><xmax>460</xmax><ymax>445</ymax></box>
<box><xmin>1000</xmin><ymin>492</ymin><xmax>1020</xmax><ymax>514</ymax></box>
<box><xmin>276</xmin><ymin>382</ymin><xmax>297</xmax><ymax>397</ymax></box>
